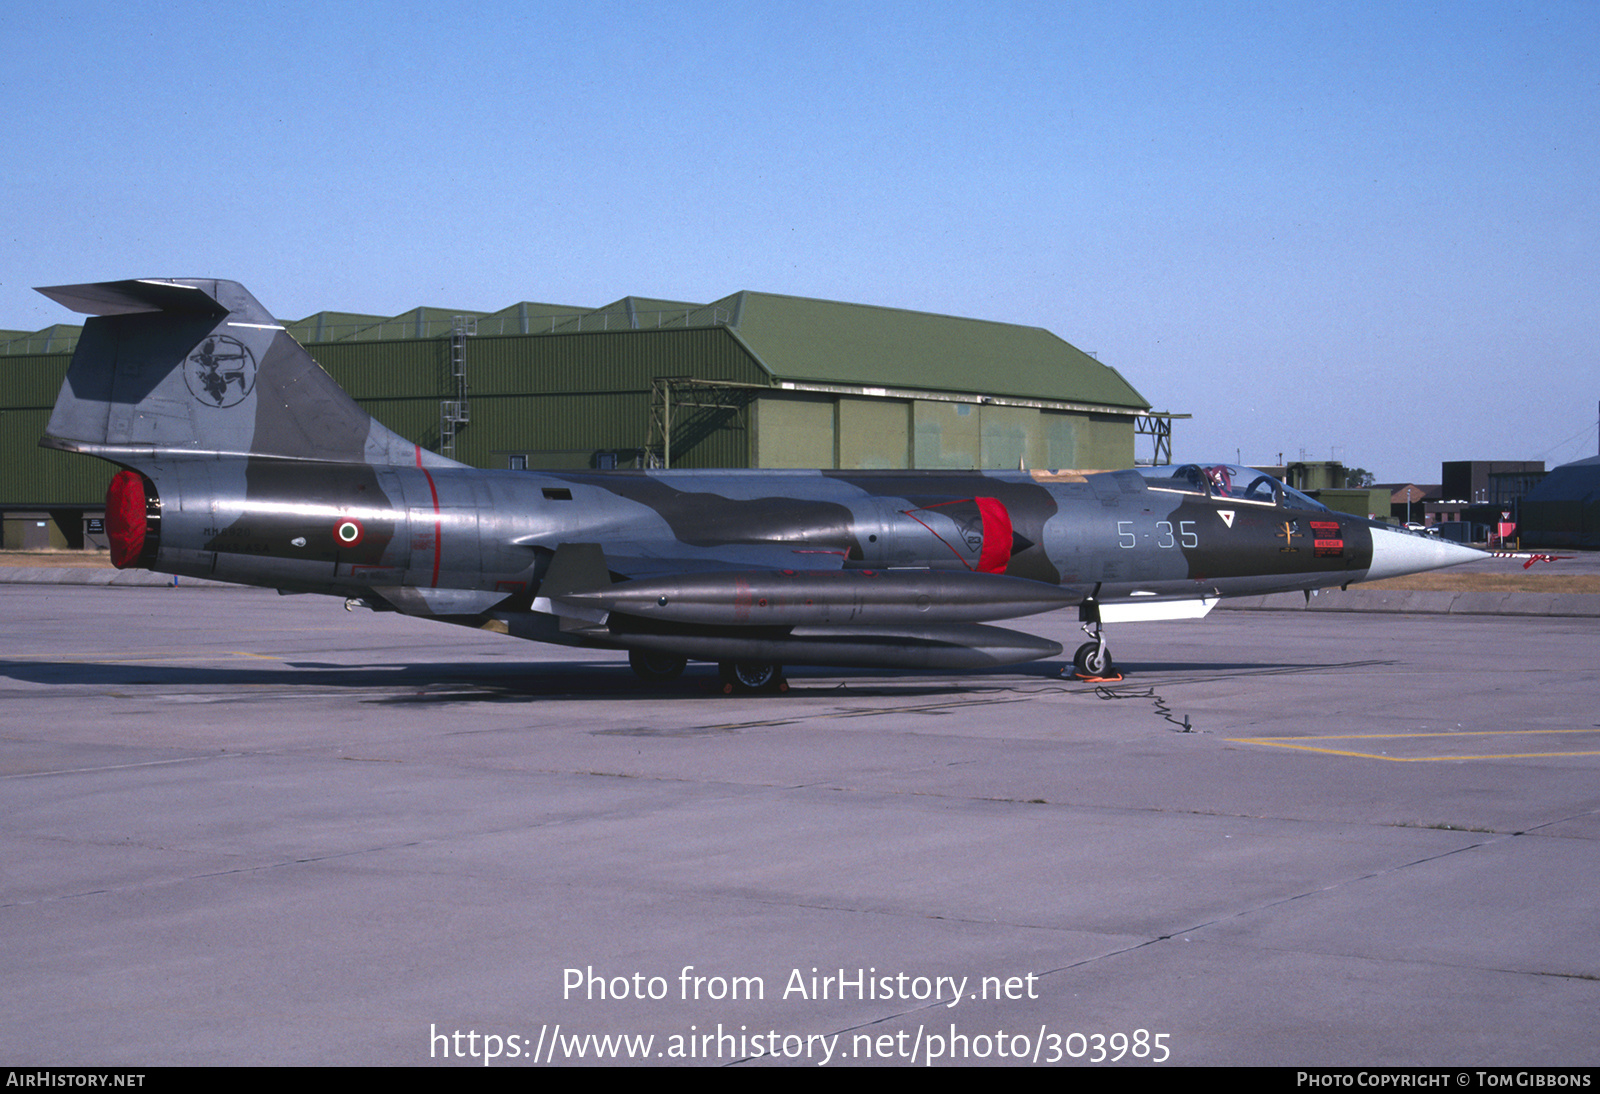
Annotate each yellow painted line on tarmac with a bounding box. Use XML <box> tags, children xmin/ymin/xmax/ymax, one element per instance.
<box><xmin>1227</xmin><ymin>728</ymin><xmax>1600</xmax><ymax>762</ymax></box>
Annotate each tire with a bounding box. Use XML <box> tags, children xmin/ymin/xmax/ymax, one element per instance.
<box><xmin>718</xmin><ymin>661</ymin><xmax>783</xmax><ymax>692</ymax></box>
<box><xmin>1073</xmin><ymin>641</ymin><xmax>1112</xmax><ymax>677</ymax></box>
<box><xmin>629</xmin><ymin>649</ymin><xmax>687</xmax><ymax>682</ymax></box>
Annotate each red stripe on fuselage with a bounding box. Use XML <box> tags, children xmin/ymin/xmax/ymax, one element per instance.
<box><xmin>415</xmin><ymin>445</ymin><xmax>442</xmax><ymax>588</ymax></box>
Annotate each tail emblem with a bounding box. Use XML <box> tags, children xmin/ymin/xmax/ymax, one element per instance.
<box><xmin>184</xmin><ymin>335</ymin><xmax>257</xmax><ymax>407</ymax></box>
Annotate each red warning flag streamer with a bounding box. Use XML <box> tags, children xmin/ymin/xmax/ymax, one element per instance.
<box><xmin>1484</xmin><ymin>551</ymin><xmax>1572</xmax><ymax>569</ymax></box>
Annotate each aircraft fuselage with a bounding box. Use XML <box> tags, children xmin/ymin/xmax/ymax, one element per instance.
<box><xmin>126</xmin><ymin>459</ymin><xmax>1377</xmax><ymax>607</ymax></box>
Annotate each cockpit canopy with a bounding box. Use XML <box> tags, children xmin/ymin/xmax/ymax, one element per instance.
<box><xmin>1130</xmin><ymin>463</ymin><xmax>1328</xmax><ymax>511</ymax></box>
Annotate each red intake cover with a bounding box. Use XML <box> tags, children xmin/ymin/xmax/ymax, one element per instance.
<box><xmin>974</xmin><ymin>497</ymin><xmax>1013</xmax><ymax>574</ymax></box>
<box><xmin>105</xmin><ymin>470</ymin><xmax>147</xmax><ymax>569</ymax></box>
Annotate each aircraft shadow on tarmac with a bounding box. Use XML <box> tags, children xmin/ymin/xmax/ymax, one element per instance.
<box><xmin>0</xmin><ymin>656</ymin><xmax>1052</xmax><ymax>701</ymax></box>
<box><xmin>0</xmin><ymin>655</ymin><xmax>1364</xmax><ymax>702</ymax></box>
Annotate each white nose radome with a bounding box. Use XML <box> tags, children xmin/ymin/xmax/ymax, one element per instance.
<box><xmin>1365</xmin><ymin>526</ymin><xmax>1484</xmax><ymax>582</ymax></box>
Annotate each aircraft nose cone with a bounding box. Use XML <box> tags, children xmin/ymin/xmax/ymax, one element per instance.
<box><xmin>1365</xmin><ymin>526</ymin><xmax>1484</xmax><ymax>581</ymax></box>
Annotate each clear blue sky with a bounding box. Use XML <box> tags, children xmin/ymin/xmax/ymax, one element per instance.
<box><xmin>5</xmin><ymin>0</ymin><xmax>1596</xmax><ymax>483</ymax></box>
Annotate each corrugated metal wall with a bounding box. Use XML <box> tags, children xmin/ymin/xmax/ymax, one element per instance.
<box><xmin>0</xmin><ymin>353</ymin><xmax>114</xmax><ymax>506</ymax></box>
<box><xmin>446</xmin><ymin>327</ymin><xmax>766</xmax><ymax>469</ymax></box>
<box><xmin>310</xmin><ymin>326</ymin><xmax>768</xmax><ymax>470</ymax></box>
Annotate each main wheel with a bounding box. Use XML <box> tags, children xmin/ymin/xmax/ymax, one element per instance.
<box><xmin>718</xmin><ymin>661</ymin><xmax>785</xmax><ymax>693</ymax></box>
<box><xmin>1073</xmin><ymin>640</ymin><xmax>1113</xmax><ymax>677</ymax></box>
<box><xmin>629</xmin><ymin>649</ymin><xmax>687</xmax><ymax>683</ymax></box>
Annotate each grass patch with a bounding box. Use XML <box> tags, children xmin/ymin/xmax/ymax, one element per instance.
<box><xmin>0</xmin><ymin>550</ymin><xmax>115</xmax><ymax>569</ymax></box>
<box><xmin>1362</xmin><ymin>572</ymin><xmax>1600</xmax><ymax>594</ymax></box>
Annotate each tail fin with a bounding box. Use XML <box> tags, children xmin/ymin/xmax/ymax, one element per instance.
<box><xmin>37</xmin><ymin>278</ymin><xmax>461</xmax><ymax>469</ymax></box>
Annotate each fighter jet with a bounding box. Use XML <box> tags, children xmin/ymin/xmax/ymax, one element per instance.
<box><xmin>36</xmin><ymin>278</ymin><xmax>1483</xmax><ymax>690</ymax></box>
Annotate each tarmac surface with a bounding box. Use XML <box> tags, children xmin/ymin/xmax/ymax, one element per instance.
<box><xmin>2</xmin><ymin>577</ymin><xmax>1597</xmax><ymax>1067</ymax></box>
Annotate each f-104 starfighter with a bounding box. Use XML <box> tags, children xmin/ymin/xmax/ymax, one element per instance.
<box><xmin>37</xmin><ymin>278</ymin><xmax>1481</xmax><ymax>690</ymax></box>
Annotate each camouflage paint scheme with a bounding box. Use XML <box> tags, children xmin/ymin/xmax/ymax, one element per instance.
<box><xmin>38</xmin><ymin>279</ymin><xmax>1481</xmax><ymax>686</ymax></box>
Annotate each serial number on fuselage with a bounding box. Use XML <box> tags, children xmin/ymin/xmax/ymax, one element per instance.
<box><xmin>202</xmin><ymin>526</ymin><xmax>274</xmax><ymax>553</ymax></box>
<box><xmin>1116</xmin><ymin>520</ymin><xmax>1200</xmax><ymax>549</ymax></box>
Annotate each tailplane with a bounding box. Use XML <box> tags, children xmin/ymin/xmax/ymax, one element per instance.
<box><xmin>38</xmin><ymin>278</ymin><xmax>461</xmax><ymax>469</ymax></box>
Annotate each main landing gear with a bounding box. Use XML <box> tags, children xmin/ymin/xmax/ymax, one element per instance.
<box><xmin>627</xmin><ymin>650</ymin><xmax>788</xmax><ymax>693</ymax></box>
<box><xmin>718</xmin><ymin>661</ymin><xmax>788</xmax><ymax>694</ymax></box>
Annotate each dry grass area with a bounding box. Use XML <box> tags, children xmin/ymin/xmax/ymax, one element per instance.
<box><xmin>0</xmin><ymin>550</ymin><xmax>114</xmax><ymax>569</ymax></box>
<box><xmin>1356</xmin><ymin>571</ymin><xmax>1600</xmax><ymax>594</ymax></box>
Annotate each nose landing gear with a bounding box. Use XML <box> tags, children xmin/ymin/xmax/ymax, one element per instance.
<box><xmin>1071</xmin><ymin>602</ymin><xmax>1119</xmax><ymax>680</ymax></box>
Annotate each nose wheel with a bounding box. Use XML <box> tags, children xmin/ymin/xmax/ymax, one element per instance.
<box><xmin>1072</xmin><ymin>614</ymin><xmax>1116</xmax><ymax>678</ymax></box>
<box><xmin>1073</xmin><ymin>639</ymin><xmax>1113</xmax><ymax>677</ymax></box>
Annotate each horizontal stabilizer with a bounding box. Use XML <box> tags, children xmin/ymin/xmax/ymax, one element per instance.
<box><xmin>37</xmin><ymin>279</ymin><xmax>233</xmax><ymax>319</ymax></box>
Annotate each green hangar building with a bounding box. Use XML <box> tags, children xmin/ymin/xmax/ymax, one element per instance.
<box><xmin>0</xmin><ymin>286</ymin><xmax>1161</xmax><ymax>549</ymax></box>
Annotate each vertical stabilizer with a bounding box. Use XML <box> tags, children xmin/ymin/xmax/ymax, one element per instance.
<box><xmin>37</xmin><ymin>278</ymin><xmax>461</xmax><ymax>469</ymax></box>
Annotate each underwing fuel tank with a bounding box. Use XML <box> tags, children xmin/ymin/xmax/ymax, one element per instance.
<box><xmin>602</xmin><ymin>617</ymin><xmax>1065</xmax><ymax>671</ymax></box>
<box><xmin>556</xmin><ymin>567</ymin><xmax>1076</xmax><ymax>627</ymax></box>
